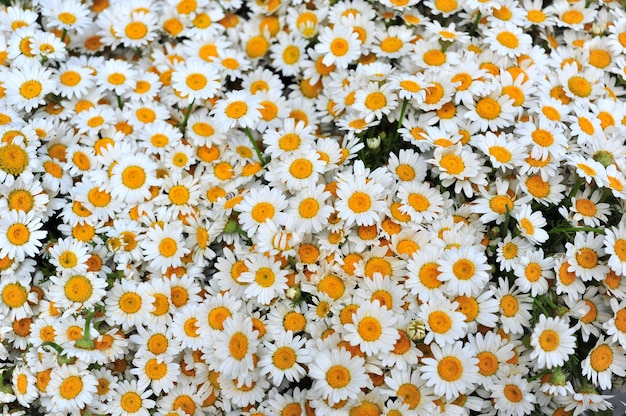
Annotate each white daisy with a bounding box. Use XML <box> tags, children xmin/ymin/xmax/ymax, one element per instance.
<box><xmin>420</xmin><ymin>341</ymin><xmax>479</xmax><ymax>401</ymax></box>
<box><xmin>308</xmin><ymin>346</ymin><xmax>372</xmax><ymax>405</ymax></box>
<box><xmin>530</xmin><ymin>315</ymin><xmax>577</xmax><ymax>369</ymax></box>
<box><xmin>419</xmin><ymin>297</ymin><xmax>468</xmax><ymax>347</ymax></box>
<box><xmin>581</xmin><ymin>336</ymin><xmax>626</xmax><ymax>390</ymax></box>
<box><xmin>239</xmin><ymin>254</ymin><xmax>289</xmax><ymax>306</ymax></box>
<box><xmin>314</xmin><ymin>23</ymin><xmax>362</xmax><ymax>69</ymax></box>
<box><xmin>0</xmin><ymin>210</ymin><xmax>46</xmax><ymax>262</ymax></box>
<box><xmin>343</xmin><ymin>300</ymin><xmax>399</xmax><ymax>356</ymax></box>
<box><xmin>211</xmin><ymin>315</ymin><xmax>259</xmax><ymax>382</ymax></box>
<box><xmin>258</xmin><ymin>330</ymin><xmax>312</xmax><ymax>386</ymax></box>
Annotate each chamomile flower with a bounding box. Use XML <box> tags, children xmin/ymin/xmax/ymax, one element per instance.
<box><xmin>104</xmin><ymin>279</ymin><xmax>154</xmax><ymax>331</ymax></box>
<box><xmin>467</xmin><ymin>331</ymin><xmax>515</xmax><ymax>389</ymax></box>
<box><xmin>211</xmin><ymin>315</ymin><xmax>259</xmax><ymax>381</ymax></box>
<box><xmin>439</xmin><ymin>245</ymin><xmax>491</xmax><ymax>297</ymax></box>
<box><xmin>285</xmin><ymin>185</ymin><xmax>333</xmax><ymax>235</ymax></box>
<box><xmin>405</xmin><ymin>246</ymin><xmax>446</xmax><ymax>302</ymax></box>
<box><xmin>171</xmin><ymin>304</ymin><xmax>204</xmax><ymax>350</ymax></box>
<box><xmin>396</xmin><ymin>181</ymin><xmax>446</xmax><ymax>225</ymax></box>
<box><xmin>343</xmin><ymin>300</ymin><xmax>399</xmax><ymax>356</ymax></box>
<box><xmin>335</xmin><ymin>173</ymin><xmax>386</xmax><ymax>227</ymax></box>
<box><xmin>558</xmin><ymin>63</ymin><xmax>604</xmax><ymax>103</ymax></box>
<box><xmin>421</xmin><ymin>341</ymin><xmax>479</xmax><ymax>401</ymax></box>
<box><xmin>514</xmin><ymin>204</ymin><xmax>549</xmax><ymax>245</ymax></box>
<box><xmin>259</xmin><ymin>331</ymin><xmax>312</xmax><ymax>386</ymax></box>
<box><xmin>491</xmin><ymin>373</ymin><xmax>537</xmax><ymax>416</ymax></box>
<box><xmin>211</xmin><ymin>89</ymin><xmax>262</xmax><ymax>130</ymax></box>
<box><xmin>419</xmin><ymin>297</ymin><xmax>468</xmax><ymax>347</ymax></box>
<box><xmin>109</xmin><ymin>153</ymin><xmax>160</xmax><ymax>205</ymax></box>
<box><xmin>96</xmin><ymin>59</ymin><xmax>137</xmax><ymax>95</ymax></box>
<box><xmin>171</xmin><ymin>58</ymin><xmax>220</xmax><ymax>102</ymax></box>
<box><xmin>109</xmin><ymin>379</ymin><xmax>155</xmax><ymax>416</ymax></box>
<box><xmin>48</xmin><ymin>271</ymin><xmax>106</xmax><ymax>313</ymax></box>
<box><xmin>465</xmin><ymin>92</ymin><xmax>516</xmax><ymax>133</ymax></box>
<box><xmin>309</xmin><ymin>346</ymin><xmax>371</xmax><ymax>405</ymax></box>
<box><xmin>5</xmin><ymin>64</ymin><xmax>55</xmax><ymax>112</ymax></box>
<box><xmin>530</xmin><ymin>315</ymin><xmax>577</xmax><ymax>369</ymax></box>
<box><xmin>565</xmin><ymin>232</ymin><xmax>609</xmax><ymax>282</ymax></box>
<box><xmin>484</xmin><ymin>24</ymin><xmax>532</xmax><ymax>58</ymax></box>
<box><xmin>605</xmin><ymin>221</ymin><xmax>626</xmax><ymax>276</ymax></box>
<box><xmin>131</xmin><ymin>354</ymin><xmax>179</xmax><ymax>395</ymax></box>
<box><xmin>267</xmin><ymin>151</ymin><xmax>325</xmax><ymax>192</ymax></box>
<box><xmin>0</xmin><ymin>210</ymin><xmax>46</xmax><ymax>262</ymax></box>
<box><xmin>239</xmin><ymin>253</ymin><xmax>289</xmax><ymax>306</ymax></box>
<box><xmin>513</xmin><ymin>249</ymin><xmax>554</xmax><ymax>297</ymax></box>
<box><xmin>315</xmin><ymin>23</ymin><xmax>362</xmax><ymax>69</ymax></box>
<box><xmin>40</xmin><ymin>0</ymin><xmax>92</xmax><ymax>33</ymax></box>
<box><xmin>12</xmin><ymin>365</ymin><xmax>37</xmax><ymax>407</ymax></box>
<box><xmin>581</xmin><ymin>336</ymin><xmax>626</xmax><ymax>390</ymax></box>
<box><xmin>141</xmin><ymin>222</ymin><xmax>190</xmax><ymax>274</ymax></box>
<box><xmin>113</xmin><ymin>10</ymin><xmax>159</xmax><ymax>48</ymax></box>
<box><xmin>45</xmin><ymin>365</ymin><xmax>98</xmax><ymax>413</ymax></box>
<box><xmin>491</xmin><ymin>277</ymin><xmax>533</xmax><ymax>335</ymax></box>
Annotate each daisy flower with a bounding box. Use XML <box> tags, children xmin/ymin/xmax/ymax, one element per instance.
<box><xmin>266</xmin><ymin>151</ymin><xmax>325</xmax><ymax>192</ymax></box>
<box><xmin>352</xmin><ymin>82</ymin><xmax>398</xmax><ymax>123</ymax></box>
<box><xmin>513</xmin><ymin>248</ymin><xmax>554</xmax><ymax>297</ymax></box>
<box><xmin>420</xmin><ymin>341</ymin><xmax>479</xmax><ymax>401</ymax></box>
<box><xmin>467</xmin><ymin>331</ymin><xmax>515</xmax><ymax>389</ymax></box>
<box><xmin>428</xmin><ymin>144</ymin><xmax>488</xmax><ymax>197</ymax></box>
<box><xmin>48</xmin><ymin>271</ymin><xmax>106</xmax><ymax>314</ymax></box>
<box><xmin>604</xmin><ymin>298</ymin><xmax>626</xmax><ymax>349</ymax></box>
<box><xmin>396</xmin><ymin>181</ymin><xmax>446</xmax><ymax>225</ymax></box>
<box><xmin>464</xmin><ymin>92</ymin><xmax>516</xmax><ymax>133</ymax></box>
<box><xmin>40</xmin><ymin>0</ymin><xmax>92</xmax><ymax>33</ymax></box>
<box><xmin>335</xmin><ymin>174</ymin><xmax>386</xmax><ymax>228</ymax></box>
<box><xmin>604</xmin><ymin>221</ymin><xmax>626</xmax><ymax>276</ymax></box>
<box><xmin>484</xmin><ymin>24</ymin><xmax>532</xmax><ymax>58</ymax></box>
<box><xmin>130</xmin><ymin>354</ymin><xmax>180</xmax><ymax>395</ymax></box>
<box><xmin>269</xmin><ymin>32</ymin><xmax>308</xmax><ymax>77</ymax></box>
<box><xmin>5</xmin><ymin>64</ymin><xmax>54</xmax><ymax>112</ymax></box>
<box><xmin>438</xmin><ymin>245</ymin><xmax>491</xmax><ymax>297</ymax></box>
<box><xmin>211</xmin><ymin>315</ymin><xmax>259</xmax><ymax>381</ymax></box>
<box><xmin>491</xmin><ymin>277</ymin><xmax>533</xmax><ymax>335</ymax></box>
<box><xmin>490</xmin><ymin>373</ymin><xmax>537</xmax><ymax>416</ymax></box>
<box><xmin>530</xmin><ymin>315</ymin><xmax>577</xmax><ymax>369</ymax></box>
<box><xmin>96</xmin><ymin>59</ymin><xmax>137</xmax><ymax>95</ymax></box>
<box><xmin>0</xmin><ymin>210</ymin><xmax>46</xmax><ymax>262</ymax></box>
<box><xmin>12</xmin><ymin>365</ymin><xmax>37</xmax><ymax>407</ymax></box>
<box><xmin>45</xmin><ymin>365</ymin><xmax>98</xmax><ymax>413</ymax></box>
<box><xmin>343</xmin><ymin>300</ymin><xmax>399</xmax><ymax>356</ymax></box>
<box><xmin>236</xmin><ymin>186</ymin><xmax>288</xmax><ymax>236</ymax></box>
<box><xmin>104</xmin><ymin>279</ymin><xmax>154</xmax><ymax>331</ymax></box>
<box><xmin>171</xmin><ymin>304</ymin><xmax>204</xmax><ymax>350</ymax></box>
<box><xmin>405</xmin><ymin>245</ymin><xmax>446</xmax><ymax>302</ymax></box>
<box><xmin>514</xmin><ymin>204</ymin><xmax>549</xmax><ymax>245</ymax></box>
<box><xmin>211</xmin><ymin>89</ymin><xmax>262</xmax><ymax>130</ymax></box>
<box><xmin>314</xmin><ymin>23</ymin><xmax>362</xmax><ymax>69</ymax></box>
<box><xmin>419</xmin><ymin>297</ymin><xmax>468</xmax><ymax>347</ymax></box>
<box><xmin>258</xmin><ymin>331</ymin><xmax>312</xmax><ymax>386</ymax></box>
<box><xmin>565</xmin><ymin>187</ymin><xmax>610</xmax><ymax>227</ymax></box>
<box><xmin>109</xmin><ymin>379</ymin><xmax>155</xmax><ymax>416</ymax></box>
<box><xmin>284</xmin><ymin>184</ymin><xmax>333</xmax><ymax>235</ymax></box>
<box><xmin>558</xmin><ymin>62</ymin><xmax>604</xmax><ymax>103</ymax></box>
<box><xmin>171</xmin><ymin>58</ymin><xmax>220</xmax><ymax>102</ymax></box>
<box><xmin>308</xmin><ymin>346</ymin><xmax>371</xmax><ymax>405</ymax></box>
<box><xmin>581</xmin><ymin>336</ymin><xmax>626</xmax><ymax>390</ymax></box>
<box><xmin>109</xmin><ymin>153</ymin><xmax>160</xmax><ymax>204</ymax></box>
<box><xmin>565</xmin><ymin>232</ymin><xmax>609</xmax><ymax>282</ymax></box>
<box><xmin>113</xmin><ymin>10</ymin><xmax>159</xmax><ymax>48</ymax></box>
<box><xmin>239</xmin><ymin>253</ymin><xmax>289</xmax><ymax>306</ymax></box>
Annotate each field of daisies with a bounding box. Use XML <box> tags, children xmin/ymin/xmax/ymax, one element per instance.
<box><xmin>5</xmin><ymin>0</ymin><xmax>626</xmax><ymax>415</ymax></box>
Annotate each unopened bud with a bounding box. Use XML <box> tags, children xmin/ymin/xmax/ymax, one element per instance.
<box><xmin>366</xmin><ymin>136</ymin><xmax>381</xmax><ymax>153</ymax></box>
<box><xmin>406</xmin><ymin>319</ymin><xmax>426</xmax><ymax>342</ymax></box>
<box><xmin>286</xmin><ymin>286</ymin><xmax>301</xmax><ymax>301</ymax></box>
<box><xmin>224</xmin><ymin>219</ymin><xmax>239</xmax><ymax>234</ymax></box>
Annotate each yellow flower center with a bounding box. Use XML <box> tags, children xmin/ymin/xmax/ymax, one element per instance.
<box><xmin>397</xmin><ymin>383</ymin><xmax>421</xmax><ymax>409</ymax></box>
<box><xmin>229</xmin><ymin>332</ymin><xmax>248</xmax><ymax>360</ymax></box>
<box><xmin>476</xmin><ymin>351</ymin><xmax>498</xmax><ymax>376</ymax></box>
<box><xmin>419</xmin><ymin>263</ymin><xmax>442</xmax><ymax>289</ymax></box>
<box><xmin>575</xmin><ymin>248</ymin><xmax>598</xmax><ymax>269</ymax></box>
<box><xmin>119</xmin><ymin>292</ymin><xmax>142</xmax><ymax>314</ymax></box>
<box><xmin>125</xmin><ymin>21</ymin><xmax>148</xmax><ymax>40</ymax></box>
<box><xmin>500</xmin><ymin>294</ymin><xmax>518</xmax><ymax>317</ymax></box>
<box><xmin>186</xmin><ymin>73</ymin><xmax>207</xmax><ymax>91</ymax></box>
<box><xmin>568</xmin><ymin>76</ymin><xmax>592</xmax><ymax>98</ymax></box>
<box><xmin>437</xmin><ymin>356</ymin><xmax>462</xmax><ymax>381</ymax></box>
<box><xmin>254</xmin><ymin>267</ymin><xmax>276</xmax><ymax>288</ymax></box>
<box><xmin>539</xmin><ymin>329</ymin><xmax>559</xmax><ymax>352</ymax></box>
<box><xmin>475</xmin><ymin>97</ymin><xmax>501</xmax><ymax>120</ymax></box>
<box><xmin>121</xmin><ymin>166</ymin><xmax>146</xmax><ymax>189</ymax></box>
<box><xmin>357</xmin><ymin>316</ymin><xmax>382</xmax><ymax>341</ymax></box>
<box><xmin>504</xmin><ymin>384</ymin><xmax>523</xmax><ymax>403</ymax></box>
<box><xmin>326</xmin><ymin>365</ymin><xmax>351</xmax><ymax>388</ymax></box>
<box><xmin>330</xmin><ymin>38</ymin><xmax>349</xmax><ymax>57</ymax></box>
<box><xmin>0</xmin><ymin>144</ymin><xmax>28</xmax><ymax>176</ymax></box>
<box><xmin>453</xmin><ymin>259</ymin><xmax>475</xmax><ymax>280</ymax></box>
<box><xmin>318</xmin><ymin>275</ymin><xmax>345</xmax><ymax>300</ymax></box>
<box><xmin>59</xmin><ymin>376</ymin><xmax>83</xmax><ymax>400</ymax></box>
<box><xmin>64</xmin><ymin>276</ymin><xmax>93</xmax><ymax>303</ymax></box>
<box><xmin>496</xmin><ymin>32</ymin><xmax>519</xmax><ymax>49</ymax></box>
<box><xmin>289</xmin><ymin>159</ymin><xmax>313</xmax><ymax>179</ymax></box>
<box><xmin>428</xmin><ymin>311</ymin><xmax>452</xmax><ymax>333</ymax></box>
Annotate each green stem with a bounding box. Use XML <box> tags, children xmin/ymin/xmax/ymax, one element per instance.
<box><xmin>393</xmin><ymin>98</ymin><xmax>408</xmax><ymax>142</ymax></box>
<box><xmin>42</xmin><ymin>341</ymin><xmax>64</xmax><ymax>354</ymax></box>
<box><xmin>116</xmin><ymin>94</ymin><xmax>123</xmax><ymax>110</ymax></box>
<box><xmin>501</xmin><ymin>204</ymin><xmax>511</xmax><ymax>239</ymax></box>
<box><xmin>180</xmin><ymin>99</ymin><xmax>195</xmax><ymax>134</ymax></box>
<box><xmin>60</xmin><ymin>29</ymin><xmax>67</xmax><ymax>44</ymax></box>
<box><xmin>472</xmin><ymin>11</ymin><xmax>482</xmax><ymax>35</ymax></box>
<box><xmin>548</xmin><ymin>226</ymin><xmax>606</xmax><ymax>235</ymax></box>
<box><xmin>244</xmin><ymin>127</ymin><xmax>268</xmax><ymax>166</ymax></box>
<box><xmin>568</xmin><ymin>176</ymin><xmax>582</xmax><ymax>200</ymax></box>
<box><xmin>529</xmin><ymin>368</ymin><xmax>551</xmax><ymax>382</ymax></box>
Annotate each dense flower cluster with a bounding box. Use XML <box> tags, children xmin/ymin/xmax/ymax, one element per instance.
<box><xmin>2</xmin><ymin>0</ymin><xmax>626</xmax><ymax>415</ymax></box>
